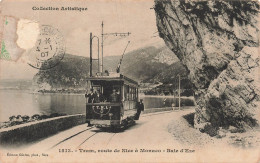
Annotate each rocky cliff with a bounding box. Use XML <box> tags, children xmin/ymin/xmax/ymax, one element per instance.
<box><xmin>155</xmin><ymin>0</ymin><xmax>260</xmax><ymax>132</ymax></box>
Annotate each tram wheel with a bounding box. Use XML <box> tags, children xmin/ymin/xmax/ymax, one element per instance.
<box><xmin>110</xmin><ymin>125</ymin><xmax>118</xmax><ymax>132</ymax></box>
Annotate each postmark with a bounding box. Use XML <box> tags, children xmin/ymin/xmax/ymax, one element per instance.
<box><xmin>27</xmin><ymin>25</ymin><xmax>65</xmax><ymax>70</ymax></box>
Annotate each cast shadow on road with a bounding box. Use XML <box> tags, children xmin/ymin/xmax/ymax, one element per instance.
<box><xmin>183</xmin><ymin>112</ymin><xmax>195</xmax><ymax>127</ymax></box>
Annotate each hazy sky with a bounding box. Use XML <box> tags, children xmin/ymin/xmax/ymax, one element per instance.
<box><xmin>0</xmin><ymin>0</ymin><xmax>165</xmax><ymax>79</ymax></box>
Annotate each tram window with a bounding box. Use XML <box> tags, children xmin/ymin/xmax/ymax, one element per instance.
<box><xmin>123</xmin><ymin>85</ymin><xmax>137</xmax><ymax>101</ymax></box>
<box><xmin>131</xmin><ymin>87</ymin><xmax>134</xmax><ymax>100</ymax></box>
<box><xmin>106</xmin><ymin>85</ymin><xmax>120</xmax><ymax>102</ymax></box>
<box><xmin>129</xmin><ymin>87</ymin><xmax>131</xmax><ymax>100</ymax></box>
<box><xmin>129</xmin><ymin>87</ymin><xmax>137</xmax><ymax>100</ymax></box>
<box><xmin>124</xmin><ymin>85</ymin><xmax>129</xmax><ymax>101</ymax></box>
<box><xmin>133</xmin><ymin>88</ymin><xmax>136</xmax><ymax>100</ymax></box>
<box><xmin>135</xmin><ymin>88</ymin><xmax>138</xmax><ymax>100</ymax></box>
<box><xmin>129</xmin><ymin>86</ymin><xmax>135</xmax><ymax>101</ymax></box>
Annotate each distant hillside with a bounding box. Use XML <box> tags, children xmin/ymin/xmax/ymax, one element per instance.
<box><xmin>0</xmin><ymin>79</ymin><xmax>32</xmax><ymax>90</ymax></box>
<box><xmin>33</xmin><ymin>46</ymin><xmax>191</xmax><ymax>93</ymax></box>
<box><xmin>33</xmin><ymin>54</ymin><xmax>94</xmax><ymax>92</ymax></box>
<box><xmin>104</xmin><ymin>46</ymin><xmax>180</xmax><ymax>82</ymax></box>
<box><xmin>149</xmin><ymin>61</ymin><xmax>188</xmax><ymax>83</ymax></box>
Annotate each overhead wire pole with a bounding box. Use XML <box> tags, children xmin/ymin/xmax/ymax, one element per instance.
<box><xmin>90</xmin><ymin>33</ymin><xmax>92</xmax><ymax>77</ymax></box>
<box><xmin>89</xmin><ymin>33</ymin><xmax>100</xmax><ymax>76</ymax></box>
<box><xmin>101</xmin><ymin>21</ymin><xmax>104</xmax><ymax>73</ymax></box>
<box><xmin>172</xmin><ymin>77</ymin><xmax>176</xmax><ymax>110</ymax></box>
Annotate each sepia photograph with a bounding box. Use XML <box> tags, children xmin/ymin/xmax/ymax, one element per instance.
<box><xmin>0</xmin><ymin>0</ymin><xmax>259</xmax><ymax>162</ymax></box>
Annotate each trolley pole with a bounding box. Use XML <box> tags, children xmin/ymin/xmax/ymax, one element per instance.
<box><xmin>101</xmin><ymin>21</ymin><xmax>131</xmax><ymax>73</ymax></box>
<box><xmin>90</xmin><ymin>32</ymin><xmax>92</xmax><ymax>77</ymax></box>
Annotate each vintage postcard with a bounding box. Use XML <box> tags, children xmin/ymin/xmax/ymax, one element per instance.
<box><xmin>0</xmin><ymin>0</ymin><xmax>259</xmax><ymax>162</ymax></box>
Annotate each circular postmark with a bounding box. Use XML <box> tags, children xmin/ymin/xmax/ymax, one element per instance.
<box><xmin>27</xmin><ymin>25</ymin><xmax>65</xmax><ymax>70</ymax></box>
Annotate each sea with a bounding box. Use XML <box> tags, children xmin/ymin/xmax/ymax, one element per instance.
<box><xmin>0</xmin><ymin>90</ymin><xmax>194</xmax><ymax>122</ymax></box>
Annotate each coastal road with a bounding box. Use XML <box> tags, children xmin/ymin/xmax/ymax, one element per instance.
<box><xmin>29</xmin><ymin>109</ymin><xmax>192</xmax><ymax>151</ymax></box>
<box><xmin>2</xmin><ymin>107</ymin><xmax>258</xmax><ymax>163</ymax></box>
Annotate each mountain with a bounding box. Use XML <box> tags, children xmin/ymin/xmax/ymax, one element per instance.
<box><xmin>104</xmin><ymin>46</ymin><xmax>180</xmax><ymax>82</ymax></box>
<box><xmin>33</xmin><ymin>54</ymin><xmax>94</xmax><ymax>92</ymax></box>
<box><xmin>33</xmin><ymin>46</ymin><xmax>189</xmax><ymax>92</ymax></box>
<box><xmin>147</xmin><ymin>61</ymin><xmax>187</xmax><ymax>83</ymax></box>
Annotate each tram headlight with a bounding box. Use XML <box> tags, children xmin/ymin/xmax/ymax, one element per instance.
<box><xmin>109</xmin><ymin>113</ymin><xmax>113</xmax><ymax>117</ymax></box>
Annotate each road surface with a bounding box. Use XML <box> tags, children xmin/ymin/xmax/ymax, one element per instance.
<box><xmin>1</xmin><ymin>108</ymin><xmax>258</xmax><ymax>163</ymax></box>
<box><xmin>29</xmin><ymin>109</ymin><xmax>189</xmax><ymax>151</ymax></box>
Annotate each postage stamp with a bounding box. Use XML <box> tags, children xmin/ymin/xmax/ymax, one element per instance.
<box><xmin>27</xmin><ymin>25</ymin><xmax>65</xmax><ymax>70</ymax></box>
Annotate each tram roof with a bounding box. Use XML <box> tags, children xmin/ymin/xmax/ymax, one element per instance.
<box><xmin>86</xmin><ymin>73</ymin><xmax>138</xmax><ymax>86</ymax></box>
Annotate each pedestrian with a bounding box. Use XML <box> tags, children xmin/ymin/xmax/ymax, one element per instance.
<box><xmin>135</xmin><ymin>99</ymin><xmax>144</xmax><ymax>120</ymax></box>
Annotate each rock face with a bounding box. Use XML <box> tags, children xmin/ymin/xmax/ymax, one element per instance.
<box><xmin>154</xmin><ymin>0</ymin><xmax>260</xmax><ymax>131</ymax></box>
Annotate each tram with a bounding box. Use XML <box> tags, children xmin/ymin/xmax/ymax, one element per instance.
<box><xmin>85</xmin><ymin>72</ymin><xmax>139</xmax><ymax>128</ymax></box>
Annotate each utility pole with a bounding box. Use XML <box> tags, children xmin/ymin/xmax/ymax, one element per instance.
<box><xmin>89</xmin><ymin>33</ymin><xmax>100</xmax><ymax>76</ymax></box>
<box><xmin>101</xmin><ymin>21</ymin><xmax>131</xmax><ymax>73</ymax></box>
<box><xmin>90</xmin><ymin>32</ymin><xmax>92</xmax><ymax>77</ymax></box>
<box><xmin>178</xmin><ymin>74</ymin><xmax>181</xmax><ymax>110</ymax></box>
<box><xmin>101</xmin><ymin>21</ymin><xmax>104</xmax><ymax>73</ymax></box>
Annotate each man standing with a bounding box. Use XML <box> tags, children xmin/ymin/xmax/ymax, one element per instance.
<box><xmin>94</xmin><ymin>90</ymin><xmax>105</xmax><ymax>103</ymax></box>
<box><xmin>135</xmin><ymin>99</ymin><xmax>144</xmax><ymax>120</ymax></box>
<box><xmin>85</xmin><ymin>89</ymin><xmax>95</xmax><ymax>127</ymax></box>
<box><xmin>85</xmin><ymin>89</ymin><xmax>95</xmax><ymax>103</ymax></box>
<box><xmin>109</xmin><ymin>89</ymin><xmax>119</xmax><ymax>102</ymax></box>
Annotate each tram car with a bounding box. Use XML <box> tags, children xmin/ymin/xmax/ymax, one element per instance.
<box><xmin>85</xmin><ymin>72</ymin><xmax>139</xmax><ymax>128</ymax></box>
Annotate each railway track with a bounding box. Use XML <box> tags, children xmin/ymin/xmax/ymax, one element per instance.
<box><xmin>77</xmin><ymin>132</ymin><xmax>99</xmax><ymax>148</ymax></box>
<box><xmin>49</xmin><ymin>126</ymin><xmax>118</xmax><ymax>150</ymax></box>
<box><xmin>49</xmin><ymin>126</ymin><xmax>95</xmax><ymax>150</ymax></box>
<box><xmin>48</xmin><ymin>109</ymin><xmax>194</xmax><ymax>151</ymax></box>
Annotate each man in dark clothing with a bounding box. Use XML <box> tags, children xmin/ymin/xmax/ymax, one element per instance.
<box><xmin>135</xmin><ymin>99</ymin><xmax>144</xmax><ymax>120</ymax></box>
<box><xmin>94</xmin><ymin>90</ymin><xmax>106</xmax><ymax>103</ymax></box>
<box><xmin>85</xmin><ymin>89</ymin><xmax>95</xmax><ymax>103</ymax></box>
<box><xmin>85</xmin><ymin>89</ymin><xmax>95</xmax><ymax>127</ymax></box>
<box><xmin>109</xmin><ymin>89</ymin><xmax>119</xmax><ymax>102</ymax></box>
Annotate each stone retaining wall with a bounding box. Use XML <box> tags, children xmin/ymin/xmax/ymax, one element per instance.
<box><xmin>0</xmin><ymin>114</ymin><xmax>86</xmax><ymax>146</ymax></box>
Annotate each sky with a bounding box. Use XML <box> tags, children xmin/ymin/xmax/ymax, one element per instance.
<box><xmin>0</xmin><ymin>0</ymin><xmax>165</xmax><ymax>79</ymax></box>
